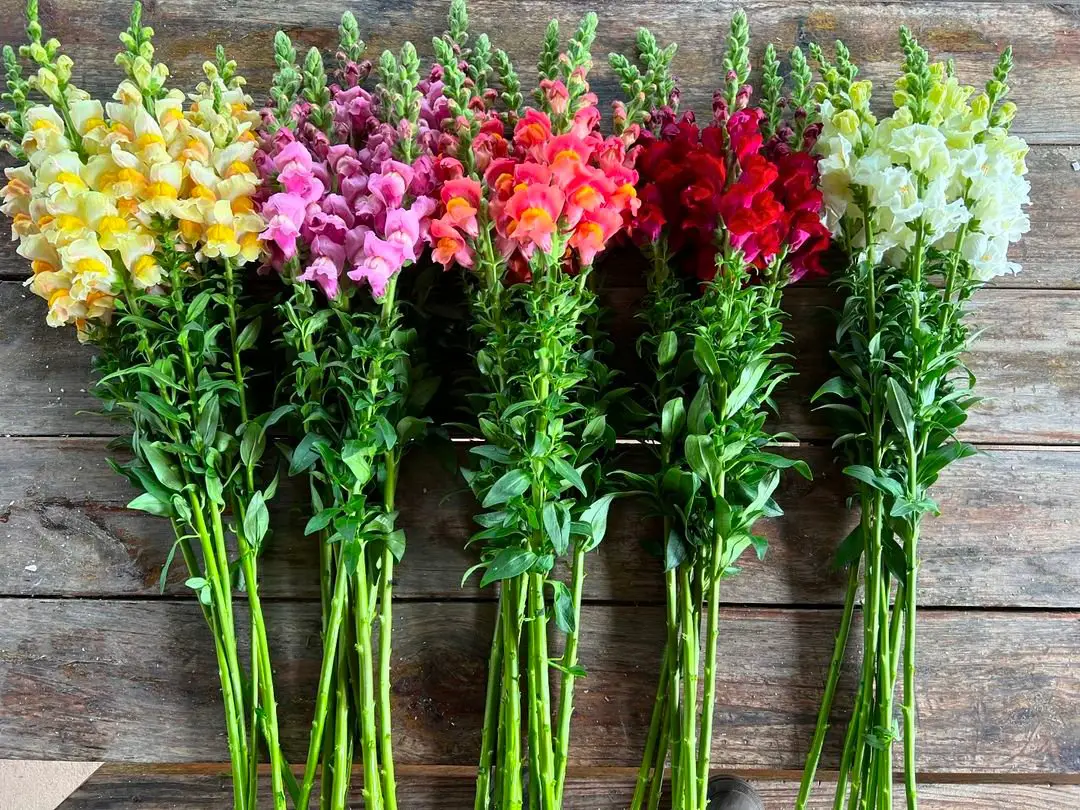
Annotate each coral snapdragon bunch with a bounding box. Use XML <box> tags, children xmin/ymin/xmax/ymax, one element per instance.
<box><xmin>430</xmin><ymin>4</ymin><xmax>634</xmax><ymax>808</ymax></box>
<box><xmin>614</xmin><ymin>15</ymin><xmax>828</xmax><ymax>810</ymax></box>
<box><xmin>796</xmin><ymin>32</ymin><xmax>1030</xmax><ymax>810</ymax></box>
<box><xmin>0</xmin><ymin>4</ymin><xmax>287</xmax><ymax>809</ymax></box>
<box><xmin>257</xmin><ymin>16</ymin><xmax>440</xmax><ymax>810</ymax></box>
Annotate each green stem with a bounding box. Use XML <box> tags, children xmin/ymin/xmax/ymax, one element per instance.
<box><xmin>331</xmin><ymin>630</ymin><xmax>352</xmax><ymax>810</ymax></box>
<box><xmin>696</xmin><ymin>490</ymin><xmax>727</xmax><ymax>808</ymax></box>
<box><xmin>553</xmin><ymin>545</ymin><xmax>585</xmax><ymax>805</ymax></box>
<box><xmin>527</xmin><ymin>571</ymin><xmax>556</xmax><ymax>807</ymax></box>
<box><xmin>475</xmin><ymin>589</ymin><xmax>506</xmax><ymax>810</ymax></box>
<box><xmin>903</xmin><ymin>518</ymin><xmax>920</xmax><ymax>810</ymax></box>
<box><xmin>500</xmin><ymin>578</ymin><xmax>525</xmax><ymax>810</ymax></box>
<box><xmin>632</xmin><ymin>641</ymin><xmax>671</xmax><ymax>810</ymax></box>
<box><xmin>678</xmin><ymin>566</ymin><xmax>699</xmax><ymax>810</ymax></box>
<box><xmin>355</xmin><ymin>555</ymin><xmax>384</xmax><ymax>810</ymax></box>
<box><xmin>297</xmin><ymin>563</ymin><xmax>349</xmax><ymax>809</ymax></box>
<box><xmin>797</xmin><ymin>563</ymin><xmax>860</xmax><ymax>809</ymax></box>
<box><xmin>379</xmin><ymin>455</ymin><xmax>400</xmax><ymax>810</ymax></box>
<box><xmin>665</xmin><ymin>568</ymin><xmax>683</xmax><ymax>806</ymax></box>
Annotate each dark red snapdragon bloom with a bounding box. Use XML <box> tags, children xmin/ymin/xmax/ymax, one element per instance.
<box><xmin>630</xmin><ymin>97</ymin><xmax>830</xmax><ymax>284</ymax></box>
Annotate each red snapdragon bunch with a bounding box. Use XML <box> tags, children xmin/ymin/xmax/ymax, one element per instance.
<box><xmin>613</xmin><ymin>15</ymin><xmax>828</xmax><ymax>810</ymax></box>
<box><xmin>431</xmin><ymin>5</ymin><xmax>634</xmax><ymax>809</ymax></box>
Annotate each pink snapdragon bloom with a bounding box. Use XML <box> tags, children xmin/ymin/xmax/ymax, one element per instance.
<box><xmin>383</xmin><ymin>207</ymin><xmax>423</xmax><ymax>263</ymax></box>
<box><xmin>260</xmin><ymin>193</ymin><xmax>308</xmax><ymax>261</ymax></box>
<box><xmin>368</xmin><ymin>160</ymin><xmax>414</xmax><ymax>209</ymax></box>
<box><xmin>298</xmin><ymin>254</ymin><xmax>343</xmax><ymax>300</ymax></box>
<box><xmin>349</xmin><ymin>231</ymin><xmax>407</xmax><ymax>297</ymax></box>
<box><xmin>274</xmin><ymin>142</ymin><xmax>326</xmax><ymax>203</ymax></box>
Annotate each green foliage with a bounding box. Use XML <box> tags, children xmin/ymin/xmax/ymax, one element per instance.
<box><xmin>378</xmin><ymin>42</ymin><xmax>424</xmax><ymax>161</ymax></box>
<box><xmin>464</xmin><ymin>249</ymin><xmax>618</xmax><ymax>589</ymax></box>
<box><xmin>722</xmin><ymin>9</ymin><xmax>751</xmax><ymax>108</ymax></box>
<box><xmin>338</xmin><ymin>11</ymin><xmax>366</xmax><ymax>66</ymax></box>
<box><xmin>609</xmin><ymin>27</ymin><xmax>678</xmax><ymax>135</ymax></box>
<box><xmin>301</xmin><ymin>46</ymin><xmax>333</xmax><ymax>132</ymax></box>
<box><xmin>269</xmin><ymin>31</ymin><xmax>301</xmax><ymax>130</ymax></box>
<box><xmin>277</xmin><ymin>278</ymin><xmax>437</xmax><ymax>590</ymax></box>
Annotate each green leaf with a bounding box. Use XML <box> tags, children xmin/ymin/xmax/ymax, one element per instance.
<box><xmin>812</xmin><ymin>375</ymin><xmax>853</xmax><ymax>403</ymax></box>
<box><xmin>240</xmin><ymin>422</ymin><xmax>265</xmax><ymax>468</ymax></box>
<box><xmin>342</xmin><ymin>440</ymin><xmax>374</xmax><ymax>486</ymax></box>
<box><xmin>482</xmin><ymin>469</ymin><xmax>530</xmax><ymax>507</ymax></box>
<box><xmin>548</xmin><ymin>456</ymin><xmax>587</xmax><ymax>496</ymax></box>
<box><xmin>579</xmin><ymin>493</ymin><xmax>616</xmax><ymax>552</ymax></box>
<box><xmin>205</xmin><ymin>472</ymin><xmax>224</xmax><ymax>506</ymax></box>
<box><xmin>235</xmin><ymin>317</ymin><xmax>261</xmax><ymax>353</ymax></box>
<box><xmin>750</xmin><ymin>533</ymin><xmax>769</xmax><ymax>561</ymax></box>
<box><xmin>832</xmin><ymin>524</ymin><xmax>864</xmax><ymax>569</ymax></box>
<box><xmin>543</xmin><ymin>502</ymin><xmax>570</xmax><ymax>555</ymax></box>
<box><xmin>664</xmin><ymin>527</ymin><xmax>688</xmax><ymax>571</ymax></box>
<box><xmin>304</xmin><ymin>509</ymin><xmax>335</xmax><ymax>536</ymax></box>
<box><xmin>843</xmin><ymin>465</ymin><xmax>903</xmax><ymax>500</ymax></box>
<box><xmin>480</xmin><ymin>547</ymin><xmax>537</xmax><ymax>587</ymax></box>
<box><xmin>725</xmin><ymin>359</ymin><xmax>768</xmax><ymax>417</ymax></box>
<box><xmin>687</xmin><ymin>385</ymin><xmax>712</xmax><ymax>433</ymax></box>
<box><xmin>470</xmin><ymin>444</ymin><xmax>511</xmax><ymax>464</ymax></box>
<box><xmin>396</xmin><ymin>415</ymin><xmax>430</xmax><ymax>444</ymax></box>
<box><xmin>685</xmin><ymin>434</ymin><xmax>721</xmax><ymax>489</ymax></box>
<box><xmin>244</xmin><ymin>491</ymin><xmax>270</xmax><ymax>549</ymax></box>
<box><xmin>582</xmin><ymin>415</ymin><xmax>607</xmax><ymax>443</ymax></box>
<box><xmin>745</xmin><ymin>452</ymin><xmax>813</xmax><ymax>480</ymax></box>
<box><xmin>661</xmin><ymin>397</ymin><xmax>685</xmax><ymax>445</ymax></box>
<box><xmin>142</xmin><ymin>444</ymin><xmax>184</xmax><ymax>492</ymax></box>
<box><xmin>127</xmin><ymin>491</ymin><xmax>173</xmax><ymax>517</ymax></box>
<box><xmin>184</xmin><ymin>576</ymin><xmax>208</xmax><ymax>590</ymax></box>
<box><xmin>375</xmin><ymin>416</ymin><xmax>397</xmax><ymax>451</ymax></box>
<box><xmin>886</xmin><ymin>377</ymin><xmax>915</xmax><ymax>443</ymax></box>
<box><xmin>263</xmin><ymin>404</ymin><xmax>295</xmax><ymax>429</ymax></box>
<box><xmin>657</xmin><ymin>330</ymin><xmax>678</xmax><ymax>366</ymax></box>
<box><xmin>159</xmin><ymin>540</ymin><xmax>180</xmax><ymax>593</ymax></box>
<box><xmin>549</xmin><ymin>579</ymin><xmax>576</xmax><ymax>633</ymax></box>
<box><xmin>385</xmin><ymin>529</ymin><xmax>406</xmax><ymax>562</ymax></box>
<box><xmin>289</xmin><ymin>432</ymin><xmax>325</xmax><ymax>475</ymax></box>
<box><xmin>693</xmin><ymin>334</ymin><xmax>720</xmax><ymax>376</ymax></box>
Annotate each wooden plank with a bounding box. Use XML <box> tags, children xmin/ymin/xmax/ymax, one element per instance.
<box><xmin>2</xmin><ymin>282</ymin><xmax>1080</xmax><ymax>444</ymax></box>
<box><xmin>2</xmin><ymin>600</ymin><xmax>1077</xmax><ymax>774</ymax></box>
<box><xmin>3</xmin><ymin>439</ymin><xmax>1080</xmax><ymax>608</ymax></box>
<box><xmin>4</xmin><ymin>142</ymin><xmax>1076</xmax><ymax>288</ymax></box>
<box><xmin>0</xmin><ymin>2</ymin><xmax>1075</xmax><ymax>143</ymax></box>
<box><xmin>61</xmin><ymin>764</ymin><xmax>1080</xmax><ymax>809</ymax></box>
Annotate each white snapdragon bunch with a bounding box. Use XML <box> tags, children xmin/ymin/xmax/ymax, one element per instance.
<box><xmin>797</xmin><ymin>31</ymin><xmax>1031</xmax><ymax>810</ymax></box>
<box><xmin>815</xmin><ymin>42</ymin><xmax>1029</xmax><ymax>280</ymax></box>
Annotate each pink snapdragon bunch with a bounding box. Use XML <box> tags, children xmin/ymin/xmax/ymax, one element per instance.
<box><xmin>259</xmin><ymin>20</ymin><xmax>441</xmax><ymax>810</ymax></box>
<box><xmin>257</xmin><ymin>52</ymin><xmax>439</xmax><ymax>301</ymax></box>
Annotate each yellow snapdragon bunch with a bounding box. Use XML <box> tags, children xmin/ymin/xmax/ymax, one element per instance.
<box><xmin>1</xmin><ymin>1</ymin><xmax>265</xmax><ymax>339</ymax></box>
<box><xmin>0</xmin><ymin>5</ymin><xmax>288</xmax><ymax>809</ymax></box>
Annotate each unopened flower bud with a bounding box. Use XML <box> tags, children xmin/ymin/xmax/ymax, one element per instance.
<box><xmin>998</xmin><ymin>100</ymin><xmax>1017</xmax><ymax>124</ymax></box>
<box><xmin>850</xmin><ymin>80</ymin><xmax>872</xmax><ymax>110</ymax></box>
<box><xmin>833</xmin><ymin>109</ymin><xmax>859</xmax><ymax>136</ymax></box>
<box><xmin>33</xmin><ymin>67</ymin><xmax>60</xmax><ymax>101</ymax></box>
<box><xmin>970</xmin><ymin>92</ymin><xmax>990</xmax><ymax>119</ymax></box>
<box><xmin>29</xmin><ymin>42</ymin><xmax>48</xmax><ymax>64</ymax></box>
<box><xmin>735</xmin><ymin>84</ymin><xmax>752</xmax><ymax>109</ymax></box>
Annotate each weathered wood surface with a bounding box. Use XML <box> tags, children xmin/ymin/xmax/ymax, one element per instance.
<box><xmin>4</xmin><ymin>439</ymin><xmax>1080</xmax><ymax>608</ymax></box>
<box><xmin>3</xmin><ymin>282</ymin><xmax>1079</xmax><ymax>444</ymax></box>
<box><xmin>0</xmin><ymin>1</ymin><xmax>1077</xmax><ymax>144</ymax></box>
<box><xmin>2</xmin><ymin>600</ymin><xmax>1077</xmax><ymax>773</ymax></box>
<box><xmin>62</xmin><ymin>764</ymin><xmax>1080</xmax><ymax>810</ymax></box>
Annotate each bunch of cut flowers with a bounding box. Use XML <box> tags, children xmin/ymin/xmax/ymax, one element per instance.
<box><xmin>0</xmin><ymin>3</ymin><xmax>289</xmax><ymax>808</ymax></box>
<box><xmin>613</xmin><ymin>13</ymin><xmax>828</xmax><ymax>810</ymax></box>
<box><xmin>429</xmin><ymin>3</ymin><xmax>635</xmax><ymax>807</ymax></box>
<box><xmin>796</xmin><ymin>31</ymin><xmax>1030</xmax><ymax>810</ymax></box>
<box><xmin>256</xmin><ymin>14</ymin><xmax>441</xmax><ymax>810</ymax></box>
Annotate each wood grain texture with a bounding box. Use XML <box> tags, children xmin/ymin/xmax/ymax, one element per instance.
<box><xmin>0</xmin><ymin>1</ymin><xmax>1076</xmax><ymax>144</ymax></box>
<box><xmin>3</xmin><ymin>439</ymin><xmax>1080</xmax><ymax>608</ymax></box>
<box><xmin>2</xmin><ymin>600</ymin><xmax>1077</xmax><ymax>773</ymax></box>
<box><xmin>2</xmin><ymin>282</ymin><xmax>1080</xmax><ymax>444</ymax></box>
<box><xmin>61</xmin><ymin>764</ymin><xmax>1080</xmax><ymax>810</ymax></box>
